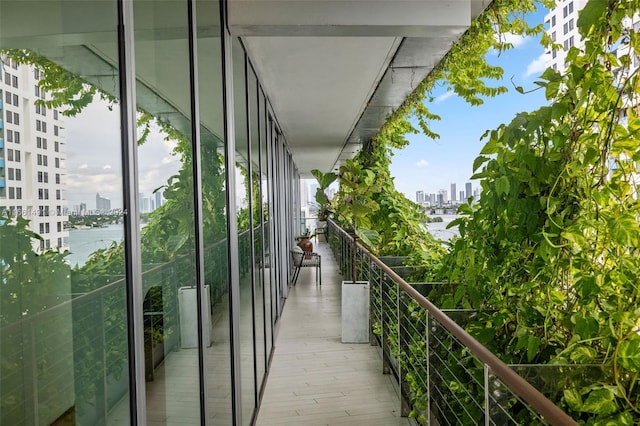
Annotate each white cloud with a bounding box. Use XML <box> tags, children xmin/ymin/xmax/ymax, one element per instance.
<box><xmin>525</xmin><ymin>52</ymin><xmax>551</xmax><ymax>78</ymax></box>
<box><xmin>415</xmin><ymin>160</ymin><xmax>429</xmax><ymax>168</ymax></box>
<box><xmin>161</xmin><ymin>155</ymin><xmax>176</xmax><ymax>165</ymax></box>
<box><xmin>495</xmin><ymin>32</ymin><xmax>531</xmax><ymax>49</ymax></box>
<box><xmin>64</xmin><ymin>96</ymin><xmax>182</xmax><ymax>208</ymax></box>
<box><xmin>434</xmin><ymin>92</ymin><xmax>454</xmax><ymax>104</ymax></box>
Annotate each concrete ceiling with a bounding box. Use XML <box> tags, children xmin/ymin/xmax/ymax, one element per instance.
<box><xmin>0</xmin><ymin>0</ymin><xmax>491</xmax><ymax>179</ymax></box>
<box><xmin>229</xmin><ymin>0</ymin><xmax>490</xmax><ymax>177</ymax></box>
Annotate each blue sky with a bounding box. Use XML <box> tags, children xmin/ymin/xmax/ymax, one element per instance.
<box><xmin>389</xmin><ymin>6</ymin><xmax>550</xmax><ymax>201</ymax></box>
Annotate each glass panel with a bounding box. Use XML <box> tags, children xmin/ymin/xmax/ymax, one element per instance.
<box><xmin>232</xmin><ymin>37</ymin><xmax>256</xmax><ymax>424</ymax></box>
<box><xmin>0</xmin><ymin>2</ymin><xmax>129</xmax><ymax>425</ymax></box>
<box><xmin>195</xmin><ymin>0</ymin><xmax>231</xmax><ymax>423</ymax></box>
<box><xmin>132</xmin><ymin>1</ymin><xmax>199</xmax><ymax>423</ymax></box>
<box><xmin>260</xmin><ymin>89</ymin><xmax>273</xmax><ymax>358</ymax></box>
<box><xmin>248</xmin><ymin>65</ymin><xmax>266</xmax><ymax>391</ymax></box>
<box><xmin>487</xmin><ymin>364</ymin><xmax>612</xmax><ymax>425</ymax></box>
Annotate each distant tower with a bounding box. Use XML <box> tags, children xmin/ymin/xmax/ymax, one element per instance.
<box><xmin>416</xmin><ymin>190</ymin><xmax>424</xmax><ymax>204</ymax></box>
<box><xmin>438</xmin><ymin>189</ymin><xmax>448</xmax><ymax>203</ymax></box>
<box><xmin>465</xmin><ymin>182</ymin><xmax>472</xmax><ymax>199</ymax></box>
<box><xmin>459</xmin><ymin>191</ymin><xmax>465</xmax><ymax>202</ymax></box>
<box><xmin>96</xmin><ymin>192</ymin><xmax>111</xmax><ymax>212</ymax></box>
<box><xmin>155</xmin><ymin>190</ymin><xmax>164</xmax><ymax>210</ymax></box>
<box><xmin>451</xmin><ymin>183</ymin><xmax>456</xmax><ymax>202</ymax></box>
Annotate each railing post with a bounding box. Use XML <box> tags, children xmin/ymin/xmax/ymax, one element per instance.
<box><xmin>368</xmin><ymin>258</ymin><xmax>376</xmax><ymax>346</ymax></box>
<box><xmin>398</xmin><ymin>287</ymin><xmax>411</xmax><ymax>417</ymax></box>
<box><xmin>484</xmin><ymin>364</ymin><xmax>490</xmax><ymax>426</ymax></box>
<box><xmin>380</xmin><ymin>273</ymin><xmax>391</xmax><ymax>375</ymax></box>
<box><xmin>425</xmin><ymin>311</ymin><xmax>431</xmax><ymax>424</ymax></box>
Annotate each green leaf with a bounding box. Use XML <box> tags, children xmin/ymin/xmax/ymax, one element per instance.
<box><xmin>480</xmin><ymin>139</ymin><xmax>499</xmax><ymax>155</ymax></box>
<box><xmin>581</xmin><ymin>388</ymin><xmax>618</xmax><ymax>415</ymax></box>
<box><xmin>527</xmin><ymin>335</ymin><xmax>541</xmax><ymax>362</ymax></box>
<box><xmin>617</xmin><ymin>335</ymin><xmax>640</xmax><ymax>371</ymax></box>
<box><xmin>574</xmin><ymin>315</ymin><xmax>599</xmax><ymax>339</ymax></box>
<box><xmin>575</xmin><ymin>276</ymin><xmax>599</xmax><ymax>299</ymax></box>
<box><xmin>473</xmin><ymin>155</ymin><xmax>490</xmax><ymax>172</ymax></box>
<box><xmin>315</xmin><ymin>188</ymin><xmax>329</xmax><ymax>206</ymax></box>
<box><xmin>563</xmin><ymin>388</ymin><xmax>583</xmax><ymax>411</ymax></box>
<box><xmin>607</xmin><ymin>213</ymin><xmax>640</xmax><ymax>247</ymax></box>
<box><xmin>356</xmin><ymin>228</ymin><xmax>379</xmax><ymax>248</ymax></box>
<box><xmin>495</xmin><ymin>176</ymin><xmax>510</xmax><ymax>196</ymax></box>
<box><xmin>577</xmin><ymin>0</ymin><xmax>607</xmax><ymax>35</ymax></box>
<box><xmin>569</xmin><ymin>346</ymin><xmax>597</xmax><ymax>363</ymax></box>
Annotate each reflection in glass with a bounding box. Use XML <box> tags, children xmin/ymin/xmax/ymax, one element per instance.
<box><xmin>195</xmin><ymin>0</ymin><xmax>233</xmax><ymax>423</ymax></box>
<box><xmin>133</xmin><ymin>0</ymin><xmax>199</xmax><ymax>423</ymax></box>
<box><xmin>248</xmin><ymin>65</ymin><xmax>267</xmax><ymax>392</ymax></box>
<box><xmin>259</xmin><ymin>89</ymin><xmax>274</xmax><ymax>360</ymax></box>
<box><xmin>0</xmin><ymin>1</ymin><xmax>129</xmax><ymax>424</ymax></box>
<box><xmin>233</xmin><ymin>37</ymin><xmax>256</xmax><ymax>424</ymax></box>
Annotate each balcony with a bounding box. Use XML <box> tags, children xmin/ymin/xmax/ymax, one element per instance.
<box><xmin>256</xmin><ymin>221</ymin><xmax>582</xmax><ymax>425</ymax></box>
<box><xmin>255</xmin><ymin>239</ymin><xmax>408</xmax><ymax>425</ymax></box>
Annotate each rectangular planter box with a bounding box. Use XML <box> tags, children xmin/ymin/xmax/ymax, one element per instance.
<box><xmin>341</xmin><ymin>280</ymin><xmax>370</xmax><ymax>343</ymax></box>
<box><xmin>178</xmin><ymin>285</ymin><xmax>212</xmax><ymax>348</ymax></box>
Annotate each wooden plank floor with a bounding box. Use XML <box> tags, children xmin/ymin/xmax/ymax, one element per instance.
<box><xmin>255</xmin><ymin>239</ymin><xmax>411</xmax><ymax>426</ymax></box>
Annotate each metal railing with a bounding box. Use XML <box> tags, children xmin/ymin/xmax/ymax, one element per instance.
<box><xmin>0</xmin><ymin>226</ymin><xmax>260</xmax><ymax>426</ymax></box>
<box><xmin>327</xmin><ymin>219</ymin><xmax>578</xmax><ymax>426</ymax></box>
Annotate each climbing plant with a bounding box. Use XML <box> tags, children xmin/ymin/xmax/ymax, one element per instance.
<box><xmin>333</xmin><ymin>0</ymin><xmax>640</xmax><ymax>423</ymax></box>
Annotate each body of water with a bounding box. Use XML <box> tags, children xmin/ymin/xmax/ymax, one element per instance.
<box><xmin>424</xmin><ymin>214</ymin><xmax>460</xmax><ymax>241</ymax></box>
<box><xmin>67</xmin><ymin>224</ymin><xmax>124</xmax><ymax>267</ymax></box>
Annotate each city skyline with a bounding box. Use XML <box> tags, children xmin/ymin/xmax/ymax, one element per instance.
<box><xmin>389</xmin><ymin>5</ymin><xmax>549</xmax><ymax>201</ymax></box>
<box><xmin>415</xmin><ymin>180</ymin><xmax>481</xmax><ymax>206</ymax></box>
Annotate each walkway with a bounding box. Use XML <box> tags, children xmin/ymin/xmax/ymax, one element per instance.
<box><xmin>255</xmin><ymin>239</ymin><xmax>411</xmax><ymax>426</ymax></box>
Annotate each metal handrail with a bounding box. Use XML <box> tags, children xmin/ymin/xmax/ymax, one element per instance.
<box><xmin>328</xmin><ymin>218</ymin><xmax>578</xmax><ymax>426</ymax></box>
<box><xmin>0</xmin><ymin>225</ymin><xmax>262</xmax><ymax>337</ymax></box>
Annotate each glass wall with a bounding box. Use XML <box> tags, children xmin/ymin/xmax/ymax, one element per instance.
<box><xmin>248</xmin><ymin>63</ymin><xmax>267</xmax><ymax>394</ymax></box>
<box><xmin>132</xmin><ymin>0</ymin><xmax>202</xmax><ymax>423</ymax></box>
<box><xmin>231</xmin><ymin>37</ymin><xmax>256</xmax><ymax>424</ymax></box>
<box><xmin>259</xmin><ymin>88</ymin><xmax>274</xmax><ymax>359</ymax></box>
<box><xmin>195</xmin><ymin>0</ymin><xmax>233</xmax><ymax>423</ymax></box>
<box><xmin>0</xmin><ymin>2</ymin><xmax>129</xmax><ymax>425</ymax></box>
<box><xmin>0</xmin><ymin>1</ymin><xmax>295</xmax><ymax>424</ymax></box>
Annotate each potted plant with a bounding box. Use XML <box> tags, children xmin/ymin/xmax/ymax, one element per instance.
<box><xmin>334</xmin><ymin>160</ymin><xmax>381</xmax><ymax>343</ymax></box>
<box><xmin>310</xmin><ymin>169</ymin><xmax>337</xmax><ymax>239</ymax></box>
<box><xmin>295</xmin><ymin>228</ymin><xmax>314</xmax><ymax>255</ymax></box>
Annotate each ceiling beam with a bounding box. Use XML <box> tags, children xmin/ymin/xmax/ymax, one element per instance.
<box><xmin>229</xmin><ymin>0</ymin><xmax>471</xmax><ymax>37</ymax></box>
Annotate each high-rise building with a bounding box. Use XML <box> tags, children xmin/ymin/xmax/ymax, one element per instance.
<box><xmin>460</xmin><ymin>190</ymin><xmax>465</xmax><ymax>202</ymax></box>
<box><xmin>96</xmin><ymin>192</ymin><xmax>111</xmax><ymax>212</ymax></box>
<box><xmin>545</xmin><ymin>2</ymin><xmax>640</xmax><ymax>191</ymax></box>
<box><xmin>465</xmin><ymin>182</ymin><xmax>472</xmax><ymax>199</ymax></box>
<box><xmin>0</xmin><ymin>55</ymin><xmax>68</xmax><ymax>252</ymax></box>
<box><xmin>544</xmin><ymin>1</ymin><xmax>587</xmax><ymax>73</ymax></box>
<box><xmin>155</xmin><ymin>190</ymin><xmax>164</xmax><ymax>209</ymax></box>
<box><xmin>416</xmin><ymin>190</ymin><xmax>424</xmax><ymax>204</ymax></box>
<box><xmin>451</xmin><ymin>183</ymin><xmax>456</xmax><ymax>202</ymax></box>
<box><xmin>438</xmin><ymin>189</ymin><xmax>448</xmax><ymax>203</ymax></box>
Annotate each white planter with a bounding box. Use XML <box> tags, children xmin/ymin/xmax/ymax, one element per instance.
<box><xmin>341</xmin><ymin>280</ymin><xmax>370</xmax><ymax>343</ymax></box>
<box><xmin>178</xmin><ymin>285</ymin><xmax>212</xmax><ymax>348</ymax></box>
